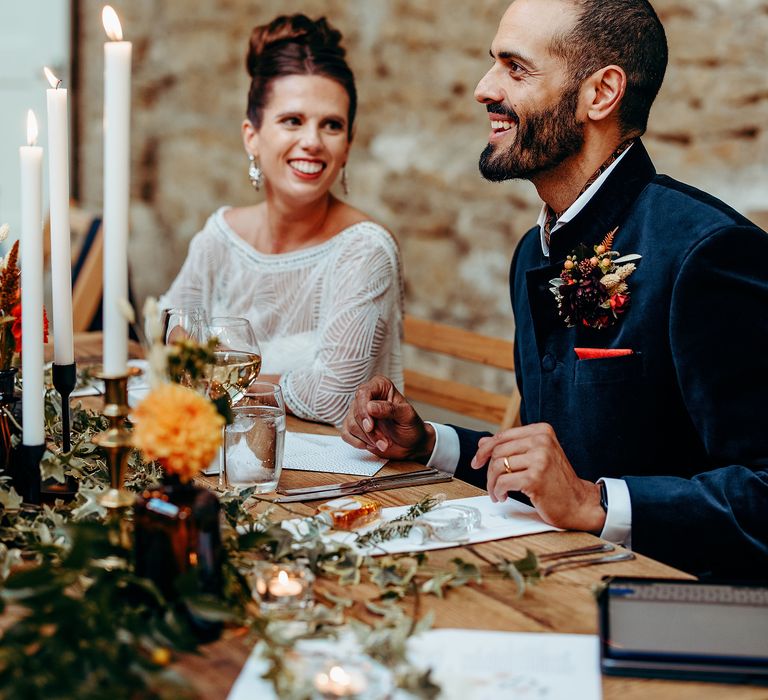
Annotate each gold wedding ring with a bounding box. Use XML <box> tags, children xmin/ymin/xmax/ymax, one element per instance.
<box><xmin>503</xmin><ymin>456</ymin><xmax>512</xmax><ymax>474</ymax></box>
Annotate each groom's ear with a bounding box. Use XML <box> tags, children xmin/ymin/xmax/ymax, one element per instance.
<box><xmin>582</xmin><ymin>65</ymin><xmax>627</xmax><ymax>123</ymax></box>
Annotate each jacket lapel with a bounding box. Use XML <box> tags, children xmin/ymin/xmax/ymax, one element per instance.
<box><xmin>522</xmin><ymin>140</ymin><xmax>656</xmax><ymax>357</ymax></box>
<box><xmin>525</xmin><ymin>261</ymin><xmax>563</xmax><ymax>357</ymax></box>
<box><xmin>548</xmin><ymin>140</ymin><xmax>657</xmax><ymax>264</ymax></box>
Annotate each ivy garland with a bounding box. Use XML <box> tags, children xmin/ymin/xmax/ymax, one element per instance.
<box><xmin>0</xmin><ymin>396</ymin><xmax>542</xmax><ymax>700</ymax></box>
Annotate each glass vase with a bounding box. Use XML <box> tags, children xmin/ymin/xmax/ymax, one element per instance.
<box><xmin>134</xmin><ymin>475</ymin><xmax>223</xmax><ymax>640</ymax></box>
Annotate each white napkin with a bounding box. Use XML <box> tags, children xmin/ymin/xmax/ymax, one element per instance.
<box><xmin>283</xmin><ymin>431</ymin><xmax>386</xmax><ymax>476</ymax></box>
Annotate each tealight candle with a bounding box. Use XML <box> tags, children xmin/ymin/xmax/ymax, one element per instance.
<box><xmin>314</xmin><ymin>665</ymin><xmax>367</xmax><ymax>698</ymax></box>
<box><xmin>250</xmin><ymin>561</ymin><xmax>314</xmax><ymax>615</ymax></box>
<box><xmin>268</xmin><ymin>569</ymin><xmax>304</xmax><ymax>597</ymax></box>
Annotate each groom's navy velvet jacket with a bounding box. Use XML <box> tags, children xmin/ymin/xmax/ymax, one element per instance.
<box><xmin>452</xmin><ymin>142</ymin><xmax>768</xmax><ymax>578</ymax></box>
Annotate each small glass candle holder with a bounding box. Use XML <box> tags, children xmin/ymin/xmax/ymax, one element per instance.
<box><xmin>310</xmin><ymin>655</ymin><xmax>393</xmax><ymax>699</ymax></box>
<box><xmin>249</xmin><ymin>561</ymin><xmax>315</xmax><ymax>616</ymax></box>
<box><xmin>413</xmin><ymin>503</ymin><xmax>482</xmax><ymax>543</ymax></box>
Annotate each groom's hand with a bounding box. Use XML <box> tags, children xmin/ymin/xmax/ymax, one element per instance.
<box><xmin>472</xmin><ymin>423</ymin><xmax>606</xmax><ymax>533</ymax></box>
<box><xmin>341</xmin><ymin>376</ymin><xmax>436</xmax><ymax>462</ymax></box>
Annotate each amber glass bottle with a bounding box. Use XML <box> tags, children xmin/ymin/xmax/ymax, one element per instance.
<box><xmin>134</xmin><ymin>477</ymin><xmax>223</xmax><ymax>640</ymax></box>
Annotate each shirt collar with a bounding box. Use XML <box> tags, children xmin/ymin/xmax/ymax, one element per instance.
<box><xmin>538</xmin><ymin>143</ymin><xmax>635</xmax><ymax>257</ymax></box>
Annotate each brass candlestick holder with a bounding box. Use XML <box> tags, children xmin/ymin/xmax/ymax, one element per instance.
<box><xmin>92</xmin><ymin>367</ymin><xmax>141</xmax><ymax>509</ymax></box>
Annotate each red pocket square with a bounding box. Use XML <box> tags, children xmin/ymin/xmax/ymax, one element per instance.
<box><xmin>574</xmin><ymin>347</ymin><xmax>634</xmax><ymax>360</ymax></box>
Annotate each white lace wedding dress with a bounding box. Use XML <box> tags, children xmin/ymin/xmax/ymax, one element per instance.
<box><xmin>159</xmin><ymin>207</ymin><xmax>404</xmax><ymax>426</ymax></box>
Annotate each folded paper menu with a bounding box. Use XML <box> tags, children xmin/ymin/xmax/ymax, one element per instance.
<box><xmin>227</xmin><ymin>629</ymin><xmax>601</xmax><ymax>700</ymax></box>
<box><xmin>283</xmin><ymin>431</ymin><xmax>387</xmax><ymax>477</ymax></box>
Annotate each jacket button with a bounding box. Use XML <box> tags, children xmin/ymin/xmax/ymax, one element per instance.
<box><xmin>541</xmin><ymin>353</ymin><xmax>556</xmax><ymax>372</ymax></box>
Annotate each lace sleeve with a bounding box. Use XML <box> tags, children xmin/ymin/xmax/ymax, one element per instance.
<box><xmin>280</xmin><ymin>229</ymin><xmax>403</xmax><ymax>426</ymax></box>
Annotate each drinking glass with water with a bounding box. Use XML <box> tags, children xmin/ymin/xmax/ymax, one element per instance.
<box><xmin>224</xmin><ymin>382</ymin><xmax>286</xmax><ymax>492</ymax></box>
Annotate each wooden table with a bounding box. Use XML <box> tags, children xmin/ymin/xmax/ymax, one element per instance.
<box><xmin>66</xmin><ymin>334</ymin><xmax>768</xmax><ymax>699</ymax></box>
<box><xmin>185</xmin><ymin>416</ymin><xmax>768</xmax><ymax>700</ymax></box>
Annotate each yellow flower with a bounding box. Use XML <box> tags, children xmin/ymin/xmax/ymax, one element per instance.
<box><xmin>132</xmin><ymin>383</ymin><xmax>224</xmax><ymax>481</ymax></box>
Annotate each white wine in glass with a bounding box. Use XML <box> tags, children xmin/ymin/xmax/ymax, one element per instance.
<box><xmin>208</xmin><ymin>350</ymin><xmax>262</xmax><ymax>404</ymax></box>
<box><xmin>204</xmin><ymin>316</ymin><xmax>262</xmax><ymax>404</ymax></box>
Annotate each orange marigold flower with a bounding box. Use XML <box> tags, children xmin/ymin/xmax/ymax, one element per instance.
<box><xmin>132</xmin><ymin>383</ymin><xmax>224</xmax><ymax>481</ymax></box>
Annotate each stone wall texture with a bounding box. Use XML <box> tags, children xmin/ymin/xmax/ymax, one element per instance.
<box><xmin>75</xmin><ymin>0</ymin><xmax>768</xmax><ymax>397</ymax></box>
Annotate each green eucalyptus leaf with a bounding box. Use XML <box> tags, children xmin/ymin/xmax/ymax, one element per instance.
<box><xmin>321</xmin><ymin>590</ymin><xmax>354</xmax><ymax>608</ymax></box>
<box><xmin>420</xmin><ymin>572</ymin><xmax>454</xmax><ymax>598</ymax></box>
<box><xmin>71</xmin><ymin>487</ymin><xmax>108</xmax><ymax>521</ymax></box>
<box><xmin>397</xmin><ymin>667</ymin><xmax>442</xmax><ymax>699</ymax></box>
<box><xmin>448</xmin><ymin>557</ymin><xmax>482</xmax><ymax>587</ymax></box>
<box><xmin>40</xmin><ymin>453</ymin><xmax>66</xmax><ymax>483</ymax></box>
<box><xmin>0</xmin><ymin>486</ymin><xmax>23</xmax><ymax>511</ymax></box>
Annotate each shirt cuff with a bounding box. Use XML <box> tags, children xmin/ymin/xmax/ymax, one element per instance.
<box><xmin>425</xmin><ymin>422</ymin><xmax>460</xmax><ymax>476</ymax></box>
<box><xmin>598</xmin><ymin>477</ymin><xmax>632</xmax><ymax>548</ymax></box>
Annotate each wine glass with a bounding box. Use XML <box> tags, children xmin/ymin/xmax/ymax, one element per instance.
<box><xmin>205</xmin><ymin>316</ymin><xmax>262</xmax><ymax>405</ymax></box>
<box><xmin>202</xmin><ymin>316</ymin><xmax>262</xmax><ymax>489</ymax></box>
<box><xmin>160</xmin><ymin>307</ymin><xmax>208</xmax><ymax>345</ymax></box>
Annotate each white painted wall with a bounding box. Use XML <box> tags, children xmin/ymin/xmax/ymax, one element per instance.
<box><xmin>0</xmin><ymin>1</ymin><xmax>70</xmax><ymax>247</ymax></box>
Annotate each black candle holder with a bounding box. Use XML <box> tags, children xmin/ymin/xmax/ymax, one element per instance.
<box><xmin>40</xmin><ymin>362</ymin><xmax>79</xmax><ymax>503</ymax></box>
<box><xmin>51</xmin><ymin>362</ymin><xmax>76</xmax><ymax>453</ymax></box>
<box><xmin>14</xmin><ymin>443</ymin><xmax>45</xmax><ymax>505</ymax></box>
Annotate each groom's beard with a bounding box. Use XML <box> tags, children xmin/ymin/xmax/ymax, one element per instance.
<box><xmin>479</xmin><ymin>83</ymin><xmax>585</xmax><ymax>181</ymax></box>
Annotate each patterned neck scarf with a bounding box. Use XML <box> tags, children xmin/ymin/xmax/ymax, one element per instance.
<box><xmin>543</xmin><ymin>138</ymin><xmax>636</xmax><ymax>246</ymax></box>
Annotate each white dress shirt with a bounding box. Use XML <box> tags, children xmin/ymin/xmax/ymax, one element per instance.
<box><xmin>425</xmin><ymin>146</ymin><xmax>634</xmax><ymax>546</ymax></box>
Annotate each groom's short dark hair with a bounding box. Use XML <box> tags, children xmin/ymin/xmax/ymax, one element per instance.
<box><xmin>549</xmin><ymin>0</ymin><xmax>668</xmax><ymax>136</ymax></box>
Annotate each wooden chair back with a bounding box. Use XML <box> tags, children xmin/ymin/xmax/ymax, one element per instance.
<box><xmin>44</xmin><ymin>205</ymin><xmax>104</xmax><ymax>333</ymax></box>
<box><xmin>70</xmin><ymin>212</ymin><xmax>104</xmax><ymax>333</ymax></box>
<box><xmin>403</xmin><ymin>314</ymin><xmax>521</xmax><ymax>429</ymax></box>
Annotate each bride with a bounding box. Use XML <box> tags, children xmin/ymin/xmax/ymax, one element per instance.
<box><xmin>160</xmin><ymin>14</ymin><xmax>403</xmax><ymax>426</ymax></box>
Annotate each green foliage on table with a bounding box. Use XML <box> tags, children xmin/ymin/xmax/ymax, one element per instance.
<box><xmin>0</xmin><ymin>522</ymin><xmax>199</xmax><ymax>700</ymax></box>
<box><xmin>0</xmin><ymin>395</ymin><xmax>542</xmax><ymax>699</ymax></box>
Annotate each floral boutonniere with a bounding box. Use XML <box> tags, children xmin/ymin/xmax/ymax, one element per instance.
<box><xmin>549</xmin><ymin>227</ymin><xmax>641</xmax><ymax>329</ymax></box>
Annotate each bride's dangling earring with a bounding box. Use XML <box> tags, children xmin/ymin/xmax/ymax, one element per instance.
<box><xmin>341</xmin><ymin>165</ymin><xmax>349</xmax><ymax>196</ymax></box>
<box><xmin>248</xmin><ymin>154</ymin><xmax>263</xmax><ymax>191</ymax></box>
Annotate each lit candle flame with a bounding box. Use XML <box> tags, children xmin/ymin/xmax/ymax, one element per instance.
<box><xmin>26</xmin><ymin>110</ymin><xmax>38</xmax><ymax>146</ymax></box>
<box><xmin>328</xmin><ymin>666</ymin><xmax>351</xmax><ymax>685</ymax></box>
<box><xmin>43</xmin><ymin>66</ymin><xmax>62</xmax><ymax>89</ymax></box>
<box><xmin>102</xmin><ymin>5</ymin><xmax>123</xmax><ymax>41</ymax></box>
<box><xmin>277</xmin><ymin>570</ymin><xmax>289</xmax><ymax>585</ymax></box>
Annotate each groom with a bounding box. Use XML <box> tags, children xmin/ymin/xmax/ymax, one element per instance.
<box><xmin>341</xmin><ymin>0</ymin><xmax>768</xmax><ymax>578</ymax></box>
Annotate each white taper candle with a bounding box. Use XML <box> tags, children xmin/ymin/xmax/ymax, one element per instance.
<box><xmin>20</xmin><ymin>110</ymin><xmax>45</xmax><ymax>446</ymax></box>
<box><xmin>45</xmin><ymin>67</ymin><xmax>74</xmax><ymax>366</ymax></box>
<box><xmin>102</xmin><ymin>5</ymin><xmax>131</xmax><ymax>375</ymax></box>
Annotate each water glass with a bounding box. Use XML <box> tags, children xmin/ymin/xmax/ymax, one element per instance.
<box><xmin>223</xmin><ymin>382</ymin><xmax>285</xmax><ymax>492</ymax></box>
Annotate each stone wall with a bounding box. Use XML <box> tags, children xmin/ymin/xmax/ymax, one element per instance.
<box><xmin>75</xmin><ymin>0</ymin><xmax>768</xmax><ymax>395</ymax></box>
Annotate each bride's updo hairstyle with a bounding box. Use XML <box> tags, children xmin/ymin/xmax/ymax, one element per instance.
<box><xmin>246</xmin><ymin>14</ymin><xmax>357</xmax><ymax>138</ymax></box>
